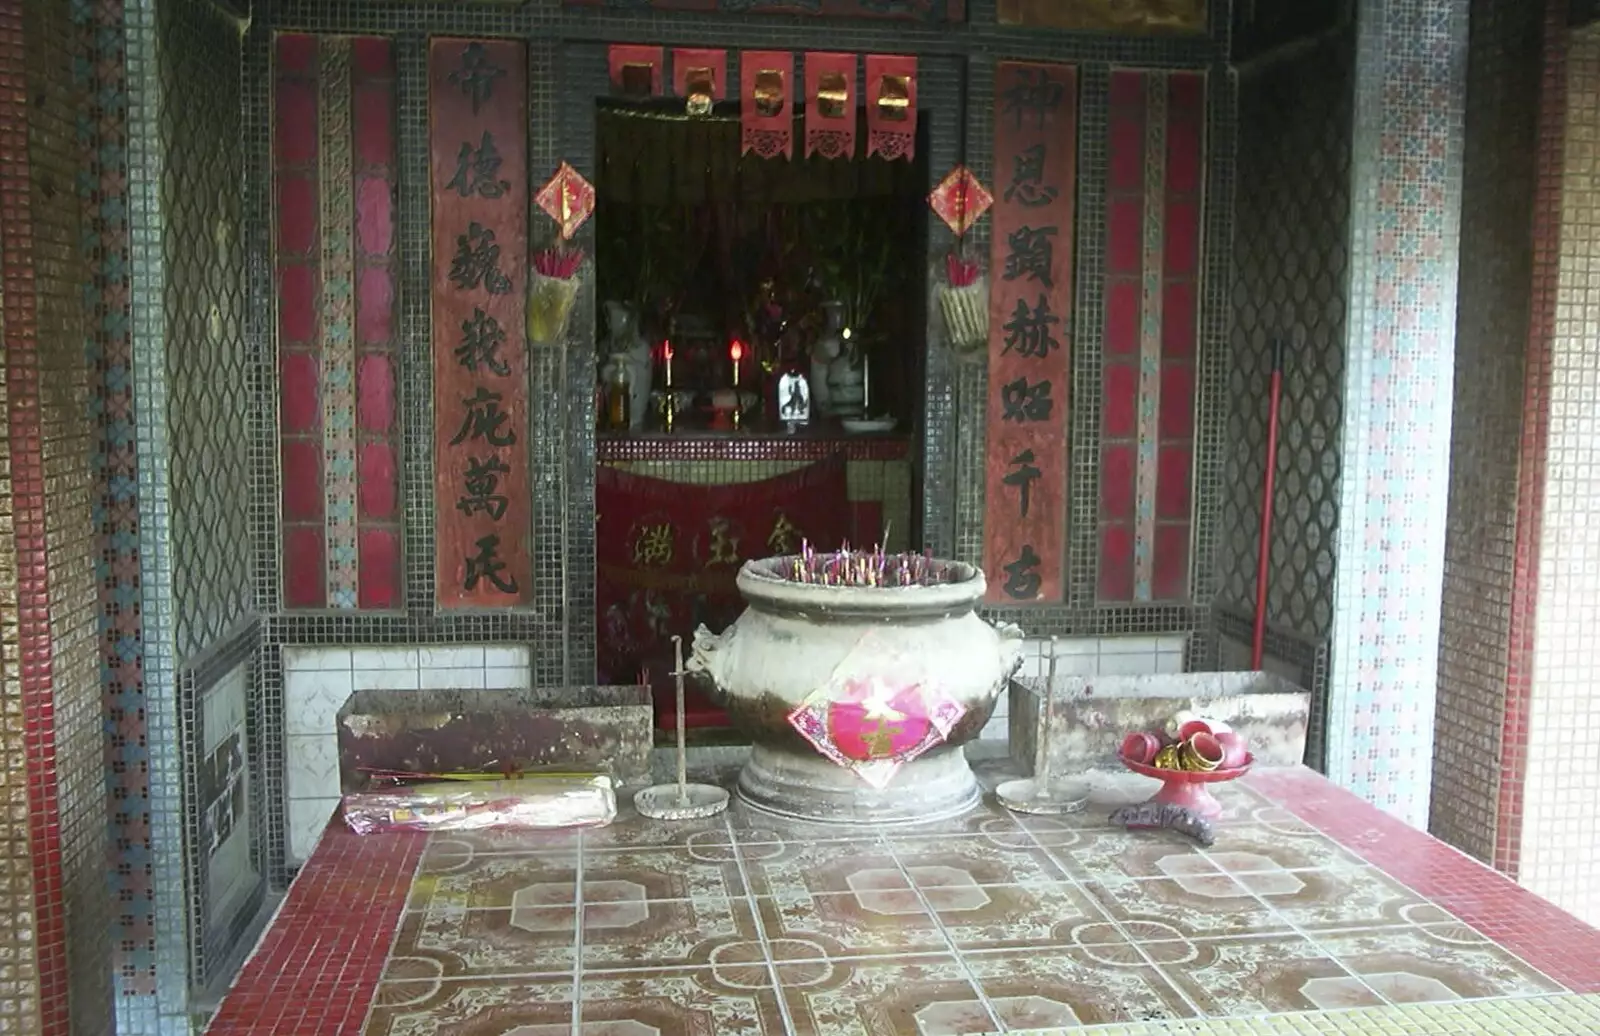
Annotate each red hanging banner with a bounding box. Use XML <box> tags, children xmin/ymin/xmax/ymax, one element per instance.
<box><xmin>429</xmin><ymin>39</ymin><xmax>533</xmax><ymax>609</ymax></box>
<box><xmin>865</xmin><ymin>54</ymin><xmax>917</xmax><ymax>161</ymax></box>
<box><xmin>982</xmin><ymin>61</ymin><xmax>1079</xmax><ymax>606</ymax></box>
<box><xmin>672</xmin><ymin>48</ymin><xmax>727</xmax><ymax>114</ymax></box>
<box><xmin>740</xmin><ymin>51</ymin><xmax>794</xmax><ymax>159</ymax></box>
<box><xmin>804</xmin><ymin>52</ymin><xmax>858</xmax><ymax>159</ymax></box>
<box><xmin>608</xmin><ymin>44</ymin><xmax>663</xmax><ymax>96</ymax></box>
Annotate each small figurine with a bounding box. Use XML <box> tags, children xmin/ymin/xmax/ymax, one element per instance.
<box><xmin>1108</xmin><ymin>802</ymin><xmax>1216</xmax><ymax>847</ymax></box>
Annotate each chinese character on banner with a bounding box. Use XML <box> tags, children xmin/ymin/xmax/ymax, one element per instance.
<box><xmin>429</xmin><ymin>37</ymin><xmax>531</xmax><ymax>608</ymax></box>
<box><xmin>786</xmin><ymin>631</ymin><xmax>967</xmax><ymax>789</ymax></box>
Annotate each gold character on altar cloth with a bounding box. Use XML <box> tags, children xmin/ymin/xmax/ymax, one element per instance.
<box><xmin>768</xmin><ymin>511</ymin><xmax>802</xmax><ymax>555</ymax></box>
<box><xmin>631</xmin><ymin>522</ymin><xmax>675</xmax><ymax>567</ymax></box>
<box><xmin>706</xmin><ymin>517</ymin><xmax>741</xmax><ymax>567</ymax></box>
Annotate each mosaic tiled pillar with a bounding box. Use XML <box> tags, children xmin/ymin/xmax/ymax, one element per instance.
<box><xmin>0</xmin><ymin>0</ymin><xmax>115</xmax><ymax>1033</ymax></box>
<box><xmin>1324</xmin><ymin>0</ymin><xmax>1468</xmax><ymax>825</ymax></box>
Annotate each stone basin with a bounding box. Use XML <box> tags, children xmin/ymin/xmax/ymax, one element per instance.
<box><xmin>1008</xmin><ymin>670</ymin><xmax>1311</xmax><ymax>775</ymax></box>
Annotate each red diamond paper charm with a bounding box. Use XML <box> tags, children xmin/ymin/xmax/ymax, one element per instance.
<box><xmin>928</xmin><ymin>166</ymin><xmax>992</xmax><ymax>237</ymax></box>
<box><xmin>536</xmin><ymin>162</ymin><xmax>596</xmax><ymax>241</ymax></box>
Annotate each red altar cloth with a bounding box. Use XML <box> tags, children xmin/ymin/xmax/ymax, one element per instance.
<box><xmin>595</xmin><ymin>456</ymin><xmax>850</xmax><ymax>728</ymax></box>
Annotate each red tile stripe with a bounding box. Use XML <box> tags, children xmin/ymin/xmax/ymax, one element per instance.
<box><xmin>1099</xmin><ymin>69</ymin><xmax>1204</xmax><ymax>604</ymax></box>
<box><xmin>1497</xmin><ymin>0</ymin><xmax>1569</xmax><ymax>879</ymax></box>
<box><xmin>275</xmin><ymin>33</ymin><xmax>402</xmax><ymax>611</ymax></box>
<box><xmin>205</xmin><ymin>826</ymin><xmax>426</xmax><ymax>1035</ymax></box>
<box><xmin>1249</xmin><ymin>768</ymin><xmax>1600</xmax><ymax>993</ymax></box>
<box><xmin>351</xmin><ymin>37</ymin><xmax>401</xmax><ymax>610</ymax></box>
<box><xmin>0</xmin><ymin>0</ymin><xmax>67</xmax><ymax>1029</ymax></box>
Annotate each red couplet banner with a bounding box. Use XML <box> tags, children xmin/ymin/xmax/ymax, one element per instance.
<box><xmin>982</xmin><ymin>61</ymin><xmax>1078</xmax><ymax>605</ymax></box>
<box><xmin>595</xmin><ymin>457</ymin><xmax>849</xmax><ymax>724</ymax></box>
<box><xmin>429</xmin><ymin>39</ymin><xmax>532</xmax><ymax>608</ymax></box>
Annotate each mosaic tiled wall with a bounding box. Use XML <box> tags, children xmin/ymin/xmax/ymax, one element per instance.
<box><xmin>1324</xmin><ymin>0</ymin><xmax>1469</xmax><ymax>825</ymax></box>
<box><xmin>1431</xmin><ymin>0</ymin><xmax>1551</xmax><ymax>869</ymax></box>
<box><xmin>1216</xmin><ymin>23</ymin><xmax>1352</xmax><ymax>764</ymax></box>
<box><xmin>0</xmin><ymin>0</ymin><xmax>114</xmax><ymax>1032</ymax></box>
<box><xmin>1519</xmin><ymin>20</ymin><xmax>1600</xmax><ymax>928</ymax></box>
<box><xmin>124</xmin><ymin>0</ymin><xmax>263</xmax><ymax>1029</ymax></box>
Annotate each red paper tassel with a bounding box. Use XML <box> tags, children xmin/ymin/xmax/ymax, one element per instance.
<box><xmin>865</xmin><ymin>55</ymin><xmax>917</xmax><ymax>161</ymax></box>
<box><xmin>740</xmin><ymin>51</ymin><xmax>793</xmax><ymax>159</ymax></box>
<box><xmin>805</xmin><ymin>52</ymin><xmax>857</xmax><ymax>160</ymax></box>
<box><xmin>608</xmin><ymin>45</ymin><xmax>662</xmax><ymax>96</ymax></box>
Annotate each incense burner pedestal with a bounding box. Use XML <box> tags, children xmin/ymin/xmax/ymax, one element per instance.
<box><xmin>689</xmin><ymin>557</ymin><xmax>1025</xmax><ymax>825</ymax></box>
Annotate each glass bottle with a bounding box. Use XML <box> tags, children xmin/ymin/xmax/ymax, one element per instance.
<box><xmin>606</xmin><ymin>358</ymin><xmax>631</xmax><ymax>431</ymax></box>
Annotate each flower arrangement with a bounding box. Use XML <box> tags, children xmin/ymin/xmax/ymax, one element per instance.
<box><xmin>782</xmin><ymin>541</ymin><xmax>955</xmax><ymax>587</ymax></box>
<box><xmin>527</xmin><ymin>245</ymin><xmax>585</xmax><ymax>345</ymax></box>
<box><xmin>938</xmin><ymin>252</ymin><xmax>988</xmax><ymax>357</ymax></box>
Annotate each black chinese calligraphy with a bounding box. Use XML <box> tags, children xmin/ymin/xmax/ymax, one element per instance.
<box><xmin>447</xmin><ymin>131</ymin><xmax>511</xmax><ymax>200</ymax></box>
<box><xmin>1003</xmin><ymin>544</ymin><xmax>1042</xmax><ymax>600</ymax></box>
<box><xmin>1001</xmin><ymin>68</ymin><xmax>1066</xmax><ymax>132</ymax></box>
<box><xmin>1004</xmin><ymin>225</ymin><xmax>1058</xmax><ymax>288</ymax></box>
<box><xmin>450</xmin><ymin>387</ymin><xmax>517</xmax><ymax>448</ymax></box>
<box><xmin>455</xmin><ymin>308</ymin><xmax>510</xmax><ymax>376</ymax></box>
<box><xmin>1002</xmin><ymin>449</ymin><xmax>1042</xmax><ymax>519</ymax></box>
<box><xmin>1003</xmin><ymin>144</ymin><xmax>1060</xmax><ymax>208</ymax></box>
<box><xmin>449</xmin><ymin>42</ymin><xmax>506</xmax><ymax>116</ymax></box>
<box><xmin>1002</xmin><ymin>296</ymin><xmax>1062</xmax><ymax>359</ymax></box>
<box><xmin>1000</xmin><ymin>377</ymin><xmax>1054</xmax><ymax>423</ymax></box>
<box><xmin>449</xmin><ymin>222</ymin><xmax>513</xmax><ymax>295</ymax></box>
<box><xmin>457</xmin><ymin>455</ymin><xmax>511</xmax><ymax>521</ymax></box>
<box><xmin>464</xmin><ymin>533</ymin><xmax>519</xmax><ymax>594</ymax></box>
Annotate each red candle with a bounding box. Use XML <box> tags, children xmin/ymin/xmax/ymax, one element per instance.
<box><xmin>663</xmin><ymin>340</ymin><xmax>674</xmax><ymax>387</ymax></box>
<box><xmin>730</xmin><ymin>339</ymin><xmax>744</xmax><ymax>386</ymax></box>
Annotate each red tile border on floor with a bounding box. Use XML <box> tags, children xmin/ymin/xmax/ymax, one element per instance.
<box><xmin>204</xmin><ymin>827</ymin><xmax>426</xmax><ymax>1035</ymax></box>
<box><xmin>1247</xmin><ymin>767</ymin><xmax>1600</xmax><ymax>993</ymax></box>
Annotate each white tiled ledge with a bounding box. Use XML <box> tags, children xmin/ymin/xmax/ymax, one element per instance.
<box><xmin>979</xmin><ymin>634</ymin><xmax>1188</xmax><ymax>741</ymax></box>
<box><xmin>281</xmin><ymin>643</ymin><xmax>534</xmax><ymax>864</ymax></box>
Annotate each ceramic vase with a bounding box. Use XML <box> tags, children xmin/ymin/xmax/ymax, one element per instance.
<box><xmin>603</xmin><ymin>300</ymin><xmax>651</xmax><ymax>430</ymax></box>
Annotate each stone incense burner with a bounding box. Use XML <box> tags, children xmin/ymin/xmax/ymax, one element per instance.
<box><xmin>689</xmin><ymin>554</ymin><xmax>1024</xmax><ymax>824</ymax></box>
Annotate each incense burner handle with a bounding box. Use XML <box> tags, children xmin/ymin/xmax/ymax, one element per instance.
<box><xmin>688</xmin><ymin>624</ymin><xmax>729</xmax><ymax>686</ymax></box>
<box><xmin>994</xmin><ymin>621</ymin><xmax>1026</xmax><ymax>682</ymax></box>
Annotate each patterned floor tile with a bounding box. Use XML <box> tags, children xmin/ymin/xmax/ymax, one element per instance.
<box><xmin>581</xmin><ymin>844</ymin><xmax>748</xmax><ymax>900</ymax></box>
<box><xmin>879</xmin><ymin>798</ymin><xmax>1026</xmax><ymax>839</ymax></box>
<box><xmin>777</xmin><ymin>955</ymin><xmax>999</xmax><ymax>1036</ymax></box>
<box><xmin>1151</xmin><ymin>933</ymin><xmax>1384</xmax><ymax>1016</ymax></box>
<box><xmin>1313</xmin><ymin>927</ymin><xmax>1564</xmax><ymax>1003</ymax></box>
<box><xmin>420</xmin><ymin>828</ymin><xmax>583</xmax><ymax>862</ymax></box>
<box><xmin>579</xmin><ymin>895</ymin><xmax>759</xmax><ymax>970</ymax></box>
<box><xmin>409</xmin><ymin>852</ymin><xmax>578</xmax><ymax>911</ymax></box>
<box><xmin>1202</xmin><ymin>823</ymin><xmax>1368</xmax><ymax>873</ymax></box>
<box><xmin>963</xmin><ymin>947</ymin><xmax>1197</xmax><ymax>1027</ymax></box>
<box><xmin>1046</xmin><ymin>825</ymin><xmax>1216</xmax><ymax>882</ymax></box>
<box><xmin>582</xmin><ymin>799</ymin><xmax>735</xmax><ymax>851</ymax></box>
<box><xmin>739</xmin><ymin>838</ymin><xmax>905</xmax><ymax>898</ymax></box>
<box><xmin>932</xmin><ymin>882</ymin><xmax>1109</xmax><ymax>953</ymax></box>
<box><xmin>728</xmin><ymin>802</ymin><xmax>883</xmax><ymax>846</ymax></box>
<box><xmin>1245</xmin><ymin>866</ymin><xmax>1436</xmax><ymax>933</ymax></box>
<box><xmin>386</xmin><ymin>906</ymin><xmax>576</xmax><ymax>978</ymax></box>
<box><xmin>888</xmin><ymin>835</ymin><xmax>1071</xmax><ymax>887</ymax></box>
<box><xmin>579</xmin><ymin>966</ymin><xmax>788</xmax><ymax>1036</ymax></box>
<box><xmin>755</xmin><ymin>891</ymin><xmax>948</xmax><ymax>958</ymax></box>
<box><xmin>362</xmin><ymin>975</ymin><xmax>574</xmax><ymax>1034</ymax></box>
<box><xmin>1084</xmin><ymin>874</ymin><xmax>1290</xmax><ymax>940</ymax></box>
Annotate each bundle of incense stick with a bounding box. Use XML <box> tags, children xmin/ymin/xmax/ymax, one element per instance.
<box><xmin>783</xmin><ymin>541</ymin><xmax>952</xmax><ymax>588</ymax></box>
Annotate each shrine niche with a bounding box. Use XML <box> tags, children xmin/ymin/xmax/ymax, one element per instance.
<box><xmin>565</xmin><ymin>0</ymin><xmax>964</xmax><ymax>20</ymax></box>
<box><xmin>997</xmin><ymin>0</ymin><xmax>1204</xmax><ymax>34</ymax></box>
